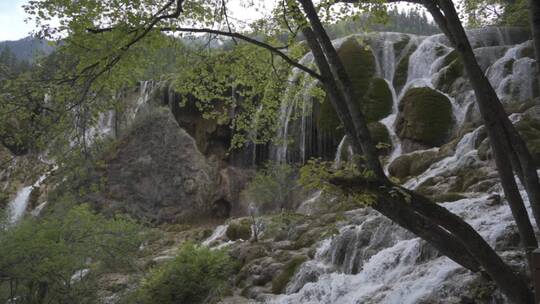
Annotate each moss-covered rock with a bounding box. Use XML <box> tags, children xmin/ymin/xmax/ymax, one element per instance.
<box><xmin>388</xmin><ymin>149</ymin><xmax>442</xmax><ymax>179</ymax></box>
<box><xmin>396</xmin><ymin>87</ymin><xmax>454</xmax><ymax>148</ymax></box>
<box><xmin>393</xmin><ymin>44</ymin><xmax>418</xmax><ymax>92</ymax></box>
<box><xmin>435</xmin><ymin>51</ymin><xmax>465</xmax><ymax>93</ymax></box>
<box><xmin>271</xmin><ymin>255</ymin><xmax>308</xmax><ymax>294</ymax></box>
<box><xmin>515</xmin><ymin>117</ymin><xmax>540</xmax><ymax>167</ymax></box>
<box><xmin>226</xmin><ymin>219</ymin><xmax>252</xmax><ymax>241</ymax></box>
<box><xmin>318</xmin><ymin>39</ymin><xmax>392</xmax><ymax>135</ymax></box>
<box><xmin>393</xmin><ymin>35</ymin><xmax>411</xmax><ymax>57</ymax></box>
<box><xmin>363</xmin><ymin>78</ymin><xmax>393</xmax><ymax>121</ymax></box>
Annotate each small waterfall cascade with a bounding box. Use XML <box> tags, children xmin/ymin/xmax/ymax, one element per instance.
<box><xmin>403</xmin><ymin>127</ymin><xmax>482</xmax><ymax>190</ymax></box>
<box><xmin>274</xmin><ymin>187</ymin><xmax>525</xmax><ymax>304</ymax></box>
<box><xmin>402</xmin><ymin>35</ymin><xmax>451</xmax><ymax>92</ymax></box>
<box><xmin>128</xmin><ymin>80</ymin><xmax>156</xmax><ymax>122</ymax></box>
<box><xmin>7</xmin><ymin>173</ymin><xmax>48</xmax><ymax>225</ymax></box>
<box><xmin>486</xmin><ymin>41</ymin><xmax>537</xmax><ymax>102</ymax></box>
<box><xmin>272</xmin><ymin>32</ymin><xmax>422</xmax><ymax>165</ymax></box>
<box><xmin>273</xmin><ymin>53</ymin><xmax>318</xmax><ymax>164</ymax></box>
<box><xmin>202</xmin><ymin>224</ymin><xmax>229</xmax><ymax>247</ymax></box>
<box><xmin>82</xmin><ymin>80</ymin><xmax>157</xmax><ymax>143</ymax></box>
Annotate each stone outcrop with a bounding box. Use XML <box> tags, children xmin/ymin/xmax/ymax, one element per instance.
<box><xmin>396</xmin><ymin>87</ymin><xmax>454</xmax><ymax>152</ymax></box>
<box><xmin>105</xmin><ymin>108</ymin><xmax>220</xmax><ymax>224</ymax></box>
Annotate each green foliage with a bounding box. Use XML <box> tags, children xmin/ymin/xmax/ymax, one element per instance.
<box><xmin>463</xmin><ymin>0</ymin><xmax>528</xmax><ymax>27</ymax></box>
<box><xmin>136</xmin><ymin>242</ymin><xmax>234</xmax><ymax>304</ymax></box>
<box><xmin>299</xmin><ymin>158</ymin><xmax>377</xmax><ymax>208</ymax></box>
<box><xmin>0</xmin><ymin>202</ymin><xmax>142</xmax><ymax>303</ymax></box>
<box><xmin>243</xmin><ymin>162</ymin><xmax>297</xmax><ymax>213</ymax></box>
<box><xmin>226</xmin><ymin>219</ymin><xmax>252</xmax><ymax>241</ymax></box>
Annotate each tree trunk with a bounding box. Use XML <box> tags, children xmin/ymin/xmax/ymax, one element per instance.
<box><xmin>435</xmin><ymin>0</ymin><xmax>538</xmax><ymax>248</ymax></box>
<box><xmin>298</xmin><ymin>0</ymin><xmax>387</xmax><ymax>181</ymax></box>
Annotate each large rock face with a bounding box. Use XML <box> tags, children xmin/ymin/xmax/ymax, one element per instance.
<box><xmin>396</xmin><ymin>87</ymin><xmax>454</xmax><ymax>152</ymax></box>
<box><xmin>105</xmin><ymin>108</ymin><xmax>220</xmax><ymax>224</ymax></box>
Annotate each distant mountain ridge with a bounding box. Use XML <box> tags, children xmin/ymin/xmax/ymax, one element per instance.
<box><xmin>0</xmin><ymin>36</ymin><xmax>55</xmax><ymax>62</ymax></box>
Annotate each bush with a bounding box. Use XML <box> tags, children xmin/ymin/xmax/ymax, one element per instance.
<box><xmin>226</xmin><ymin>220</ymin><xmax>252</xmax><ymax>241</ymax></box>
<box><xmin>243</xmin><ymin>162</ymin><xmax>296</xmax><ymax>213</ymax></box>
<box><xmin>0</xmin><ymin>202</ymin><xmax>142</xmax><ymax>303</ymax></box>
<box><xmin>137</xmin><ymin>243</ymin><xmax>234</xmax><ymax>304</ymax></box>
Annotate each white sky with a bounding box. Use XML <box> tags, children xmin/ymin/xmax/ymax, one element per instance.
<box><xmin>0</xmin><ymin>0</ymin><xmax>418</xmax><ymax>41</ymax></box>
<box><xmin>0</xmin><ymin>0</ymin><xmax>35</xmax><ymax>41</ymax></box>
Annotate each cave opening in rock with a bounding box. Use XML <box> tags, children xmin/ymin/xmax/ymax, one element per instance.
<box><xmin>212</xmin><ymin>198</ymin><xmax>231</xmax><ymax>219</ymax></box>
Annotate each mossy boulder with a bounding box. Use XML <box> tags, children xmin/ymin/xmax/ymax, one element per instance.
<box><xmin>388</xmin><ymin>149</ymin><xmax>442</xmax><ymax>179</ymax></box>
<box><xmin>271</xmin><ymin>255</ymin><xmax>308</xmax><ymax>294</ymax></box>
<box><xmin>393</xmin><ymin>44</ymin><xmax>418</xmax><ymax>92</ymax></box>
<box><xmin>363</xmin><ymin>78</ymin><xmax>393</xmax><ymax>121</ymax></box>
<box><xmin>396</xmin><ymin>87</ymin><xmax>454</xmax><ymax>148</ymax></box>
<box><xmin>226</xmin><ymin>219</ymin><xmax>252</xmax><ymax>241</ymax></box>
<box><xmin>317</xmin><ymin>39</ymin><xmax>392</xmax><ymax>135</ymax></box>
<box><xmin>515</xmin><ymin>117</ymin><xmax>540</xmax><ymax>167</ymax></box>
<box><xmin>435</xmin><ymin>50</ymin><xmax>465</xmax><ymax>93</ymax></box>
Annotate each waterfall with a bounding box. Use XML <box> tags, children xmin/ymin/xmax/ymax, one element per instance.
<box><xmin>403</xmin><ymin>127</ymin><xmax>482</xmax><ymax>190</ymax></box>
<box><xmin>273</xmin><ymin>186</ymin><xmax>525</xmax><ymax>304</ymax></box>
<box><xmin>380</xmin><ymin>79</ymin><xmax>401</xmax><ymax>171</ymax></box>
<box><xmin>202</xmin><ymin>224</ymin><xmax>229</xmax><ymax>247</ymax></box>
<box><xmin>486</xmin><ymin>41</ymin><xmax>536</xmax><ymax>102</ymax></box>
<box><xmin>128</xmin><ymin>80</ymin><xmax>156</xmax><ymax>122</ymax></box>
<box><xmin>260</xmin><ymin>27</ymin><xmax>539</xmax><ymax>304</ymax></box>
<box><xmin>273</xmin><ymin>55</ymin><xmax>314</xmax><ymax>163</ymax></box>
<box><xmin>6</xmin><ymin>173</ymin><xmax>48</xmax><ymax>225</ymax></box>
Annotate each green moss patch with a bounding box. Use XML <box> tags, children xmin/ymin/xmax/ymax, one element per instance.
<box><xmin>435</xmin><ymin>51</ymin><xmax>464</xmax><ymax>93</ymax></box>
<box><xmin>516</xmin><ymin>117</ymin><xmax>540</xmax><ymax>167</ymax></box>
<box><xmin>317</xmin><ymin>39</ymin><xmax>392</xmax><ymax>135</ymax></box>
<box><xmin>388</xmin><ymin>149</ymin><xmax>442</xmax><ymax>179</ymax></box>
<box><xmin>271</xmin><ymin>255</ymin><xmax>308</xmax><ymax>294</ymax></box>
<box><xmin>396</xmin><ymin>87</ymin><xmax>454</xmax><ymax>147</ymax></box>
<box><xmin>393</xmin><ymin>44</ymin><xmax>418</xmax><ymax>91</ymax></box>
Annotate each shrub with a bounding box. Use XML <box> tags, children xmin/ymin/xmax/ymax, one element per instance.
<box><xmin>226</xmin><ymin>220</ymin><xmax>252</xmax><ymax>241</ymax></box>
<box><xmin>137</xmin><ymin>243</ymin><xmax>234</xmax><ymax>304</ymax></box>
<box><xmin>243</xmin><ymin>162</ymin><xmax>296</xmax><ymax>213</ymax></box>
<box><xmin>0</xmin><ymin>202</ymin><xmax>142</xmax><ymax>303</ymax></box>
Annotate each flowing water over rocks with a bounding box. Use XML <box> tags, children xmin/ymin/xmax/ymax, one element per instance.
<box><xmin>262</xmin><ymin>26</ymin><xmax>537</xmax><ymax>304</ymax></box>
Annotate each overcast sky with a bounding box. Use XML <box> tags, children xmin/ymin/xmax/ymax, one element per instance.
<box><xmin>0</xmin><ymin>0</ymin><xmax>34</xmax><ymax>41</ymax></box>
<box><xmin>0</xmin><ymin>0</ymin><xmax>418</xmax><ymax>41</ymax></box>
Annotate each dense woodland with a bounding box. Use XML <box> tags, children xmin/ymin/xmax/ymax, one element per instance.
<box><xmin>1</xmin><ymin>0</ymin><xmax>540</xmax><ymax>303</ymax></box>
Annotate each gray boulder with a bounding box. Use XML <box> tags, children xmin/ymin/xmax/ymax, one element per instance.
<box><xmin>105</xmin><ymin>108</ymin><xmax>220</xmax><ymax>224</ymax></box>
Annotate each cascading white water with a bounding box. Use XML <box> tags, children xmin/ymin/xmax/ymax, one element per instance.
<box><xmin>486</xmin><ymin>41</ymin><xmax>536</xmax><ymax>102</ymax></box>
<box><xmin>202</xmin><ymin>224</ymin><xmax>229</xmax><ymax>247</ymax></box>
<box><xmin>269</xmin><ymin>27</ymin><xmax>537</xmax><ymax>304</ymax></box>
<box><xmin>7</xmin><ymin>173</ymin><xmax>48</xmax><ymax>225</ymax></box>
<box><xmin>273</xmin><ymin>186</ymin><xmax>527</xmax><ymax>304</ymax></box>
<box><xmin>403</xmin><ymin>127</ymin><xmax>482</xmax><ymax>190</ymax></box>
<box><xmin>274</xmin><ymin>54</ymin><xmax>314</xmax><ymax>163</ymax></box>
